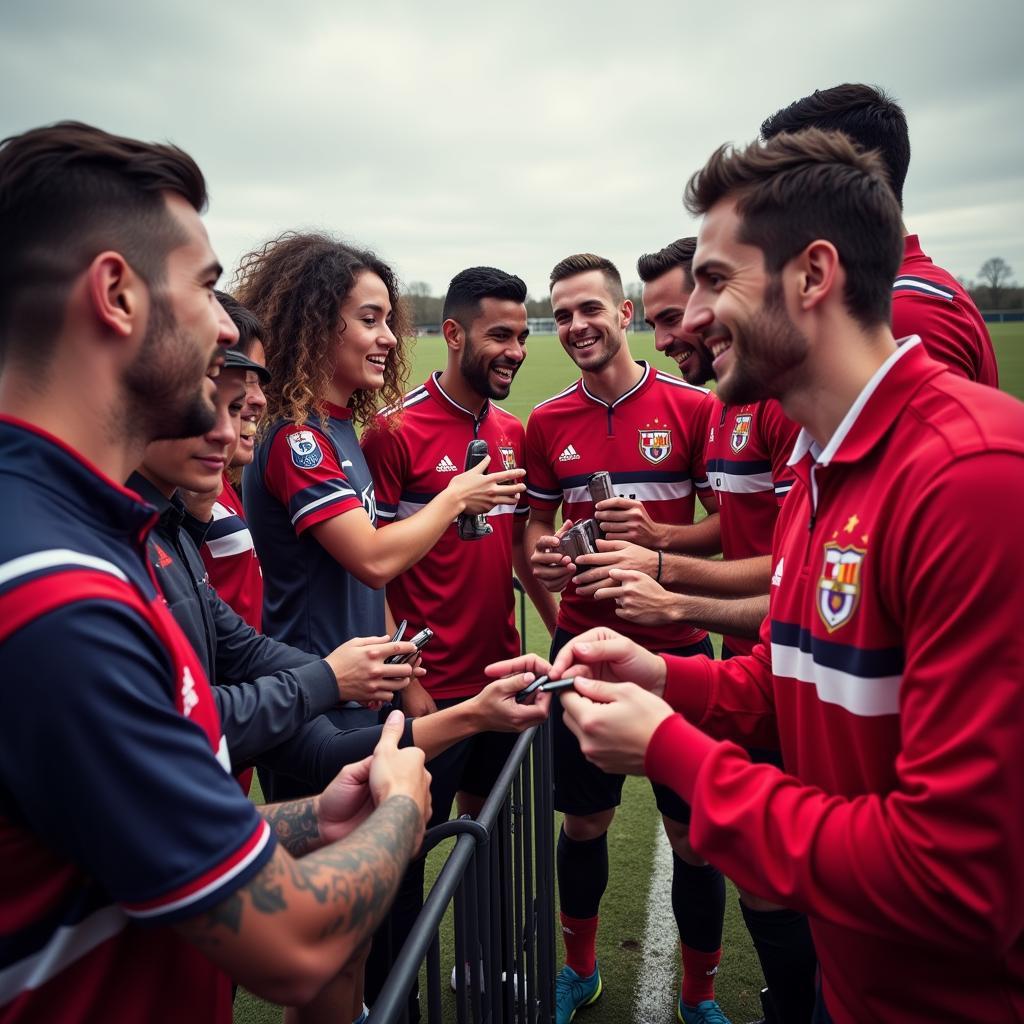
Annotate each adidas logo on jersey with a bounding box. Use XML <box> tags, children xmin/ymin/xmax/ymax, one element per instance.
<box><xmin>436</xmin><ymin>455</ymin><xmax>458</xmax><ymax>472</ymax></box>
<box><xmin>558</xmin><ymin>444</ymin><xmax>581</xmax><ymax>462</ymax></box>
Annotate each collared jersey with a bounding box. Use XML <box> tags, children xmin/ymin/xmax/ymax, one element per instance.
<box><xmin>526</xmin><ymin>361</ymin><xmax>715</xmax><ymax>649</ymax></box>
<box><xmin>705</xmin><ymin>398</ymin><xmax>799</xmax><ymax>654</ymax></box>
<box><xmin>893</xmin><ymin>234</ymin><xmax>998</xmax><ymax>386</ymax></box>
<box><xmin>200</xmin><ymin>475</ymin><xmax>263</xmax><ymax>631</ymax></box>
<box><xmin>361</xmin><ymin>373</ymin><xmax>527</xmax><ymax>699</ymax></box>
<box><xmin>244</xmin><ymin>402</ymin><xmax>385</xmax><ymax>659</ymax></box>
<box><xmin>0</xmin><ymin>418</ymin><xmax>274</xmax><ymax>1024</ymax></box>
<box><xmin>647</xmin><ymin>340</ymin><xmax>1024</xmax><ymax>1023</ymax></box>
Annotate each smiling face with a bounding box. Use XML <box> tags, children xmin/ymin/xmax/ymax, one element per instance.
<box><xmin>551</xmin><ymin>269</ymin><xmax>632</xmax><ymax>375</ymax></box>
<box><xmin>232</xmin><ymin>338</ymin><xmax>267</xmax><ymax>468</ymax></box>
<box><xmin>642</xmin><ymin>265</ymin><xmax>714</xmax><ymax>386</ymax></box>
<box><xmin>140</xmin><ymin>368</ymin><xmax>246</xmax><ymax>497</ymax></box>
<box><xmin>683</xmin><ymin>197</ymin><xmax>809</xmax><ymax>405</ymax></box>
<box><xmin>330</xmin><ymin>270</ymin><xmax>397</xmax><ymax>403</ymax></box>
<box><xmin>458</xmin><ymin>297</ymin><xmax>529</xmax><ymax>401</ymax></box>
<box><xmin>123</xmin><ymin>193</ymin><xmax>238</xmax><ymax>441</ymax></box>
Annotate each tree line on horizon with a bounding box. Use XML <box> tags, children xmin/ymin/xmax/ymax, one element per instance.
<box><xmin>401</xmin><ymin>258</ymin><xmax>1021</xmax><ymax>329</ymax></box>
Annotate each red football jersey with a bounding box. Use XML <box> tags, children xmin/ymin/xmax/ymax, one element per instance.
<box><xmin>647</xmin><ymin>340</ymin><xmax>1024</xmax><ymax>1023</ymax></box>
<box><xmin>526</xmin><ymin>362</ymin><xmax>715</xmax><ymax>650</ymax></box>
<box><xmin>361</xmin><ymin>374</ymin><xmax>527</xmax><ymax>699</ymax></box>
<box><xmin>704</xmin><ymin>398</ymin><xmax>799</xmax><ymax>654</ymax></box>
<box><xmin>200</xmin><ymin>475</ymin><xmax>263</xmax><ymax>632</ymax></box>
<box><xmin>893</xmin><ymin>235</ymin><xmax>998</xmax><ymax>386</ymax></box>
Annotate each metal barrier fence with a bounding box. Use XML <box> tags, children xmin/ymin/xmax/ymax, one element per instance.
<box><xmin>367</xmin><ymin>721</ymin><xmax>556</xmax><ymax>1024</ymax></box>
<box><xmin>368</xmin><ymin>579</ymin><xmax>556</xmax><ymax>1024</ymax></box>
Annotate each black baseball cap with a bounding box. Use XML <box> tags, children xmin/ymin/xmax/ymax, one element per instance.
<box><xmin>223</xmin><ymin>347</ymin><xmax>271</xmax><ymax>384</ymax></box>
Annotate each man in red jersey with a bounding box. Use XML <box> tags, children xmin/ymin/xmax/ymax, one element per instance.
<box><xmin>0</xmin><ymin>121</ymin><xmax>433</xmax><ymax>1024</ymax></box>
<box><xmin>525</xmin><ymin>254</ymin><xmax>730</xmax><ymax>1024</ymax></box>
<box><xmin>761</xmin><ymin>83</ymin><xmax>998</xmax><ymax>386</ymax></box>
<box><xmin>509</xmin><ymin>130</ymin><xmax>1024</xmax><ymax>1023</ymax></box>
<box><xmin>572</xmin><ymin>238</ymin><xmax>814</xmax><ymax>1024</ymax></box>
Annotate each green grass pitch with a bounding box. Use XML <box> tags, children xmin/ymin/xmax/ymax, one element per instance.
<box><xmin>235</xmin><ymin>321</ymin><xmax>1024</xmax><ymax>1023</ymax></box>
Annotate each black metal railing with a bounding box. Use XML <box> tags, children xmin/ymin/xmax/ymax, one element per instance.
<box><xmin>367</xmin><ymin>719</ymin><xmax>555</xmax><ymax>1024</ymax></box>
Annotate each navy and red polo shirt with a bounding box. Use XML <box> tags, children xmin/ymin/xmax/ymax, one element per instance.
<box><xmin>243</xmin><ymin>403</ymin><xmax>386</xmax><ymax>658</ymax></box>
<box><xmin>0</xmin><ymin>418</ymin><xmax>274</xmax><ymax>1023</ymax></box>
<box><xmin>361</xmin><ymin>373</ymin><xmax>527</xmax><ymax>699</ymax></box>
<box><xmin>893</xmin><ymin>234</ymin><xmax>998</xmax><ymax>386</ymax></box>
<box><xmin>704</xmin><ymin>398</ymin><xmax>799</xmax><ymax>654</ymax></box>
<box><xmin>645</xmin><ymin>340</ymin><xmax>1024</xmax><ymax>1022</ymax></box>
<box><xmin>526</xmin><ymin>361</ymin><xmax>716</xmax><ymax>651</ymax></box>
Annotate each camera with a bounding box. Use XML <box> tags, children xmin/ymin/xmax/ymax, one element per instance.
<box><xmin>558</xmin><ymin>519</ymin><xmax>599</xmax><ymax>560</ymax></box>
<box><xmin>588</xmin><ymin>471</ymin><xmax>615</xmax><ymax>537</ymax></box>
<box><xmin>385</xmin><ymin>627</ymin><xmax>434</xmax><ymax>665</ymax></box>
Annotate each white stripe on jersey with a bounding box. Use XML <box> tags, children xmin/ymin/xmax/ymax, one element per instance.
<box><xmin>892</xmin><ymin>276</ymin><xmax>954</xmax><ymax>300</ymax></box>
<box><xmin>532</xmin><ymin>381</ymin><xmax>578</xmax><ymax>412</ymax></box>
<box><xmin>771</xmin><ymin>641</ymin><xmax>901</xmax><ymax>717</ymax></box>
<box><xmin>564</xmin><ymin>479</ymin><xmax>693</xmax><ymax>505</ymax></box>
<box><xmin>0</xmin><ymin>548</ymin><xmax>128</xmax><ymax>587</ymax></box>
<box><xmin>0</xmin><ymin>904</ymin><xmax>128</xmax><ymax>1004</ymax></box>
<box><xmin>206</xmin><ymin>528</ymin><xmax>256</xmax><ymax>559</ymax></box>
<box><xmin>290</xmin><ymin>489</ymin><xmax>356</xmax><ymax>526</ymax></box>
<box><xmin>709</xmin><ymin>469</ymin><xmax>775</xmax><ymax>495</ymax></box>
<box><xmin>379</xmin><ymin>384</ymin><xmax>429</xmax><ymax>417</ymax></box>
<box><xmin>125</xmin><ymin>821</ymin><xmax>272</xmax><ymax>919</ymax></box>
<box><xmin>392</xmin><ymin>499</ymin><xmax>520</xmax><ymax>521</ymax></box>
<box><xmin>654</xmin><ymin>370</ymin><xmax>711</xmax><ymax>395</ymax></box>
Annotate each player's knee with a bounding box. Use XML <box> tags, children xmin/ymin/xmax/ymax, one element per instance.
<box><xmin>661</xmin><ymin>816</ymin><xmax>706</xmax><ymax>865</ymax></box>
<box><xmin>563</xmin><ymin>809</ymin><xmax>615</xmax><ymax>841</ymax></box>
<box><xmin>737</xmin><ymin>888</ymin><xmax>784</xmax><ymax>912</ymax></box>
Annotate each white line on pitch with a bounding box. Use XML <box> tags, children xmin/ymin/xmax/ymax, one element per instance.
<box><xmin>634</xmin><ymin>827</ymin><xmax>677</xmax><ymax>1023</ymax></box>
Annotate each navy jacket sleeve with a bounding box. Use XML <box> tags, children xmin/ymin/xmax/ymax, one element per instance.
<box><xmin>0</xmin><ymin>601</ymin><xmax>274</xmax><ymax>922</ymax></box>
<box><xmin>203</xmin><ymin>565</ymin><xmax>341</xmax><ymax>765</ymax></box>
<box><xmin>257</xmin><ymin>714</ymin><xmax>416</xmax><ymax>791</ymax></box>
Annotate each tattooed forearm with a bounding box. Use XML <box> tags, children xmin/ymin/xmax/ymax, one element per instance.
<box><xmin>260</xmin><ymin>796</ymin><xmax>321</xmax><ymax>857</ymax></box>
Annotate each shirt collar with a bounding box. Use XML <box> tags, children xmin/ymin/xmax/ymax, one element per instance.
<box><xmin>127</xmin><ymin>471</ymin><xmax>185</xmax><ymax>533</ymax></box>
<box><xmin>324</xmin><ymin>401</ymin><xmax>354</xmax><ymax>421</ymax></box>
<box><xmin>425</xmin><ymin>372</ymin><xmax>491</xmax><ymax>423</ymax></box>
<box><xmin>0</xmin><ymin>416</ymin><xmax>157</xmax><ymax>538</ymax></box>
<box><xmin>787</xmin><ymin>337</ymin><xmax>943</xmax><ymax>469</ymax></box>
<box><xmin>579</xmin><ymin>360</ymin><xmax>653</xmax><ymax>409</ymax></box>
<box><xmin>902</xmin><ymin>234</ymin><xmax>923</xmax><ymax>261</ymax></box>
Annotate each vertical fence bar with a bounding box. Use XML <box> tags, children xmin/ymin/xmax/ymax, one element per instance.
<box><xmin>426</xmin><ymin>931</ymin><xmax>442</xmax><ymax>1024</ymax></box>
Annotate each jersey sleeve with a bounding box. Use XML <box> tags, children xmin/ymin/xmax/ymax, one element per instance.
<box><xmin>264</xmin><ymin>423</ymin><xmax>362</xmax><ymax>535</ymax></box>
<box><xmin>758</xmin><ymin>400</ymin><xmax>800</xmax><ymax>506</ymax></box>
<box><xmin>892</xmin><ymin>290</ymin><xmax>980</xmax><ymax>382</ymax></box>
<box><xmin>0</xmin><ymin>601</ymin><xmax>275</xmax><ymax>924</ymax></box>
<box><xmin>360</xmin><ymin>416</ymin><xmax>410</xmax><ymax>525</ymax></box>
<box><xmin>691</xmin><ymin>391</ymin><xmax>716</xmax><ymax>506</ymax></box>
<box><xmin>511</xmin><ymin>419</ymin><xmax>530</xmax><ymax>517</ymax></box>
<box><xmin>650</xmin><ymin>451</ymin><xmax>1024</xmax><ymax>954</ymax></box>
<box><xmin>524</xmin><ymin>411</ymin><xmax>561</xmax><ymax>513</ymax></box>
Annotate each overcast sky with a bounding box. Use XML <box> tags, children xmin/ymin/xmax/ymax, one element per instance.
<box><xmin>2</xmin><ymin>0</ymin><xmax>1022</xmax><ymax>300</ymax></box>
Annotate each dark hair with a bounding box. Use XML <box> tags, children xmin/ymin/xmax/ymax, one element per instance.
<box><xmin>760</xmin><ymin>84</ymin><xmax>910</xmax><ymax>208</ymax></box>
<box><xmin>0</xmin><ymin>120</ymin><xmax>206</xmax><ymax>368</ymax></box>
<box><xmin>215</xmin><ymin>290</ymin><xmax>264</xmax><ymax>356</ymax></box>
<box><xmin>636</xmin><ymin>238</ymin><xmax>697</xmax><ymax>286</ymax></box>
<box><xmin>441</xmin><ymin>266</ymin><xmax>527</xmax><ymax>325</ymax></box>
<box><xmin>234</xmin><ymin>232</ymin><xmax>411</xmax><ymax>430</ymax></box>
<box><xmin>684</xmin><ymin>129</ymin><xmax>904</xmax><ymax>329</ymax></box>
<box><xmin>549</xmin><ymin>253</ymin><xmax>624</xmax><ymax>303</ymax></box>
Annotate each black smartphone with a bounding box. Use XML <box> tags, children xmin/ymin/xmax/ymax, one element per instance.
<box><xmin>390</xmin><ymin>619</ymin><xmax>408</xmax><ymax>645</ymax></box>
<box><xmin>515</xmin><ymin>675</ymin><xmax>576</xmax><ymax>704</ymax></box>
<box><xmin>385</xmin><ymin>627</ymin><xmax>434</xmax><ymax>665</ymax></box>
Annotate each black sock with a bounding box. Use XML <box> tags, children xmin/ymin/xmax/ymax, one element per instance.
<box><xmin>671</xmin><ymin>855</ymin><xmax>725</xmax><ymax>953</ymax></box>
<box><xmin>740</xmin><ymin>902</ymin><xmax>818</xmax><ymax>1024</ymax></box>
<box><xmin>556</xmin><ymin>827</ymin><xmax>609</xmax><ymax>919</ymax></box>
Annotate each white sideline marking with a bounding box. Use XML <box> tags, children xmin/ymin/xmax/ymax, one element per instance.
<box><xmin>634</xmin><ymin>828</ymin><xmax>676</xmax><ymax>1023</ymax></box>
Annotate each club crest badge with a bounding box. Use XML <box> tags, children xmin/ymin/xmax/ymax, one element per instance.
<box><xmin>639</xmin><ymin>428</ymin><xmax>672</xmax><ymax>465</ymax></box>
<box><xmin>817</xmin><ymin>542</ymin><xmax>865</xmax><ymax>632</ymax></box>
<box><xmin>287</xmin><ymin>430</ymin><xmax>324</xmax><ymax>469</ymax></box>
<box><xmin>730</xmin><ymin>413</ymin><xmax>752</xmax><ymax>453</ymax></box>
<box><xmin>498</xmin><ymin>445</ymin><xmax>517</xmax><ymax>472</ymax></box>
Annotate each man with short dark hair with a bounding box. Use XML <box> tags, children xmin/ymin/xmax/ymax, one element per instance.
<box><xmin>526</xmin><ymin>254</ymin><xmax>728</xmax><ymax>1024</ymax></box>
<box><xmin>532</xmin><ymin>128</ymin><xmax>1024</xmax><ymax>1023</ymax></box>
<box><xmin>0</xmin><ymin>120</ymin><xmax>433</xmax><ymax>1022</ymax></box>
<box><xmin>761</xmin><ymin>83</ymin><xmax>998</xmax><ymax>386</ymax></box>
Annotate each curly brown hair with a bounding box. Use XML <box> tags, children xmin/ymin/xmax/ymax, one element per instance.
<box><xmin>234</xmin><ymin>232</ymin><xmax>412</xmax><ymax>430</ymax></box>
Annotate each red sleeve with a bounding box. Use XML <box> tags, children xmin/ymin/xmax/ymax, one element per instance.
<box><xmin>512</xmin><ymin>420</ymin><xmax>530</xmax><ymax>517</ymax></box>
<box><xmin>264</xmin><ymin>424</ymin><xmax>362</xmax><ymax>536</ymax></box>
<box><xmin>758</xmin><ymin>400</ymin><xmax>800</xmax><ymax>506</ymax></box>
<box><xmin>525</xmin><ymin>411</ymin><xmax>561</xmax><ymax>513</ymax></box>
<box><xmin>690</xmin><ymin>391</ymin><xmax>715</xmax><ymax>498</ymax></box>
<box><xmin>648</xmin><ymin>452</ymin><xmax>1024</xmax><ymax>954</ymax></box>
<box><xmin>360</xmin><ymin>416</ymin><xmax>409</xmax><ymax>525</ymax></box>
<box><xmin>892</xmin><ymin>291</ymin><xmax>979</xmax><ymax>381</ymax></box>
